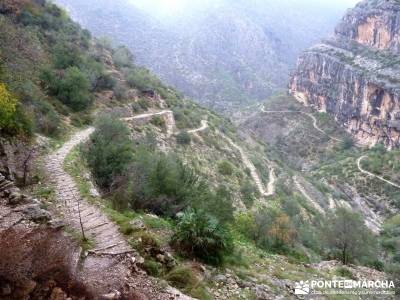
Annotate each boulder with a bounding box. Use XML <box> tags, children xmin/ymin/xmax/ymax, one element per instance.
<box><xmin>254</xmin><ymin>284</ymin><xmax>272</xmax><ymax>300</ymax></box>
<box><xmin>49</xmin><ymin>218</ymin><xmax>66</xmax><ymax>229</ymax></box>
<box><xmin>129</xmin><ymin>218</ymin><xmax>146</xmax><ymax>230</ymax></box>
<box><xmin>156</xmin><ymin>254</ymin><xmax>165</xmax><ymax>263</ymax></box>
<box><xmin>213</xmin><ymin>274</ymin><xmax>227</xmax><ymax>283</ymax></box>
<box><xmin>50</xmin><ymin>287</ymin><xmax>68</xmax><ymax>300</ymax></box>
<box><xmin>23</xmin><ymin>204</ymin><xmax>51</xmax><ymax>222</ymax></box>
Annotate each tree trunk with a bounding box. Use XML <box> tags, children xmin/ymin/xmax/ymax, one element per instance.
<box><xmin>342</xmin><ymin>245</ymin><xmax>347</xmax><ymax>265</ymax></box>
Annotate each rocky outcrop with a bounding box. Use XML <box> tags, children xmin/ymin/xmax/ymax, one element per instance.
<box><xmin>290</xmin><ymin>0</ymin><xmax>400</xmax><ymax>148</ymax></box>
<box><xmin>335</xmin><ymin>0</ymin><xmax>400</xmax><ymax>54</ymax></box>
<box><xmin>0</xmin><ymin>137</ymin><xmax>40</xmax><ymax>186</ymax></box>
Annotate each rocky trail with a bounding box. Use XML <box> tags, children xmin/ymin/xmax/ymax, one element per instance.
<box><xmin>45</xmin><ymin>109</ymin><xmax>274</xmax><ymax>256</ymax></box>
<box><xmin>45</xmin><ymin>125</ymin><xmax>195</xmax><ymax>299</ymax></box>
<box><xmin>123</xmin><ymin>110</ymin><xmax>209</xmax><ymax>136</ymax></box>
<box><xmin>45</xmin><ymin>127</ymin><xmax>132</xmax><ymax>255</ymax></box>
<box><xmin>123</xmin><ymin>110</ymin><xmax>176</xmax><ymax>136</ymax></box>
<box><xmin>45</xmin><ymin>110</ymin><xmax>208</xmax><ymax>245</ymax></box>
<box><xmin>187</xmin><ymin>119</ymin><xmax>209</xmax><ymax>134</ymax></box>
<box><xmin>357</xmin><ymin>156</ymin><xmax>400</xmax><ymax>189</ymax></box>
<box><xmin>293</xmin><ymin>176</ymin><xmax>325</xmax><ymax>214</ymax></box>
<box><xmin>123</xmin><ymin>110</ymin><xmax>275</xmax><ymax>199</ymax></box>
<box><xmin>221</xmin><ymin>134</ymin><xmax>276</xmax><ymax>198</ymax></box>
<box><xmin>260</xmin><ymin>106</ymin><xmax>342</xmax><ymax>142</ymax></box>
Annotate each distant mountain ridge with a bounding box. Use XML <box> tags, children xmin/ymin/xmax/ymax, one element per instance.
<box><xmin>54</xmin><ymin>0</ymin><xmax>352</xmax><ymax>112</ymax></box>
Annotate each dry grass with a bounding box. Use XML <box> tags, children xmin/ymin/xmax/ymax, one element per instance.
<box><xmin>0</xmin><ymin>227</ymin><xmax>92</xmax><ymax>299</ymax></box>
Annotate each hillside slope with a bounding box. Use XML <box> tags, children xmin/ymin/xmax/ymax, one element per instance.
<box><xmin>54</xmin><ymin>0</ymin><xmax>350</xmax><ymax>112</ymax></box>
<box><xmin>1</xmin><ymin>1</ymin><xmax>398</xmax><ymax>299</ymax></box>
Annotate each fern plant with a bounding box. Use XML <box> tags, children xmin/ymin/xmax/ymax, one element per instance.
<box><xmin>172</xmin><ymin>209</ymin><xmax>233</xmax><ymax>265</ymax></box>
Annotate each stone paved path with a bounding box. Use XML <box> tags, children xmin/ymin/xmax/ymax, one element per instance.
<box><xmin>45</xmin><ymin>127</ymin><xmax>131</xmax><ymax>255</ymax></box>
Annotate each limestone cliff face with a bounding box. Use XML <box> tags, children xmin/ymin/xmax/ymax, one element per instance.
<box><xmin>290</xmin><ymin>0</ymin><xmax>400</xmax><ymax>148</ymax></box>
<box><xmin>335</xmin><ymin>0</ymin><xmax>400</xmax><ymax>53</ymax></box>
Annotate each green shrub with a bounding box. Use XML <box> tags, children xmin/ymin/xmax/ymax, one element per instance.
<box><xmin>125</xmin><ymin>67</ymin><xmax>165</xmax><ymax>94</ymax></box>
<box><xmin>234</xmin><ymin>212</ymin><xmax>257</xmax><ymax>241</ymax></box>
<box><xmin>143</xmin><ymin>259</ymin><xmax>162</xmax><ymax>277</ymax></box>
<box><xmin>113</xmin><ymin>83</ymin><xmax>127</xmax><ymax>100</ymax></box>
<box><xmin>165</xmin><ymin>266</ymin><xmax>212</xmax><ymax>299</ymax></box>
<box><xmin>381</xmin><ymin>215</ymin><xmax>400</xmax><ymax>254</ymax></box>
<box><xmin>321</xmin><ymin>208</ymin><xmax>378</xmax><ymax>265</ymax></box>
<box><xmin>30</xmin><ymin>98</ymin><xmax>60</xmax><ymax>136</ymax></box>
<box><xmin>335</xmin><ymin>266</ymin><xmax>355</xmax><ymax>279</ymax></box>
<box><xmin>165</xmin><ymin>266</ymin><xmax>197</xmax><ymax>289</ymax></box>
<box><xmin>127</xmin><ymin>149</ymin><xmax>209</xmax><ymax>216</ymax></box>
<box><xmin>131</xmin><ymin>231</ymin><xmax>161</xmax><ymax>254</ymax></box>
<box><xmin>57</xmin><ymin>66</ymin><xmax>92</xmax><ymax>111</ymax></box>
<box><xmin>254</xmin><ymin>208</ymin><xmax>296</xmax><ymax>253</ymax></box>
<box><xmin>0</xmin><ymin>83</ymin><xmax>17</xmax><ymax>130</ymax></box>
<box><xmin>150</xmin><ymin>116</ymin><xmax>165</xmax><ymax>128</ymax></box>
<box><xmin>0</xmin><ymin>84</ymin><xmax>33</xmax><ymax>136</ymax></box>
<box><xmin>386</xmin><ymin>263</ymin><xmax>400</xmax><ymax>295</ymax></box>
<box><xmin>218</xmin><ymin>160</ymin><xmax>234</xmax><ymax>176</ymax></box>
<box><xmin>172</xmin><ymin>209</ymin><xmax>233</xmax><ymax>265</ymax></box>
<box><xmin>41</xmin><ymin>66</ymin><xmax>92</xmax><ymax>111</ymax></box>
<box><xmin>340</xmin><ymin>136</ymin><xmax>354</xmax><ymax>150</ymax></box>
<box><xmin>393</xmin><ymin>253</ymin><xmax>400</xmax><ymax>264</ymax></box>
<box><xmin>112</xmin><ymin>46</ymin><xmax>134</xmax><ymax>68</ymax></box>
<box><xmin>70</xmin><ymin>112</ymin><xmax>93</xmax><ymax>127</ymax></box>
<box><xmin>126</xmin><ymin>69</ymin><xmax>153</xmax><ymax>91</ymax></box>
<box><xmin>95</xmin><ymin>72</ymin><xmax>115</xmax><ymax>90</ymax></box>
<box><xmin>173</xmin><ymin>109</ymin><xmax>193</xmax><ymax>129</ymax></box>
<box><xmin>53</xmin><ymin>41</ymin><xmax>83</xmax><ymax>69</ymax></box>
<box><xmin>367</xmin><ymin>260</ymin><xmax>385</xmax><ymax>271</ymax></box>
<box><xmin>176</xmin><ymin>132</ymin><xmax>191</xmax><ymax>145</ymax></box>
<box><xmin>86</xmin><ymin>117</ymin><xmax>133</xmax><ymax>189</ymax></box>
<box><xmin>138</xmin><ymin>98</ymin><xmax>150</xmax><ymax>110</ymax></box>
<box><xmin>240</xmin><ymin>181</ymin><xmax>256</xmax><ymax>208</ymax></box>
<box><xmin>11</xmin><ymin>105</ymin><xmax>34</xmax><ymax>136</ymax></box>
<box><xmin>131</xmin><ymin>102</ymin><xmax>142</xmax><ymax>112</ymax></box>
<box><xmin>209</xmin><ymin>185</ymin><xmax>234</xmax><ymax>223</ymax></box>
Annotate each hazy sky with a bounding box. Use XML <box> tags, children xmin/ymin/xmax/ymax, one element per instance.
<box><xmin>130</xmin><ymin>0</ymin><xmax>361</xmax><ymax>17</ymax></box>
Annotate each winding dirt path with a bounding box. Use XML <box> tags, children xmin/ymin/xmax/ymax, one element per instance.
<box><xmin>123</xmin><ymin>110</ymin><xmax>176</xmax><ymax>136</ymax></box>
<box><xmin>124</xmin><ymin>111</ymin><xmax>277</xmax><ymax>200</ymax></box>
<box><xmin>45</xmin><ymin>128</ymin><xmax>132</xmax><ymax>255</ymax></box>
<box><xmin>123</xmin><ymin>110</ymin><xmax>209</xmax><ymax>136</ymax></box>
<box><xmin>266</xmin><ymin>167</ymin><xmax>276</xmax><ymax>197</ymax></box>
<box><xmin>357</xmin><ymin>156</ymin><xmax>400</xmax><ymax>189</ymax></box>
<box><xmin>293</xmin><ymin>176</ymin><xmax>325</xmax><ymax>214</ymax></box>
<box><xmin>187</xmin><ymin>120</ymin><xmax>209</xmax><ymax>134</ymax></box>
<box><xmin>260</xmin><ymin>106</ymin><xmax>342</xmax><ymax>142</ymax></box>
<box><xmin>221</xmin><ymin>134</ymin><xmax>275</xmax><ymax>197</ymax></box>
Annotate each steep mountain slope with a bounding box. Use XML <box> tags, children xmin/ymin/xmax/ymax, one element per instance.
<box><xmin>290</xmin><ymin>0</ymin><xmax>400</xmax><ymax>149</ymax></box>
<box><xmin>1</xmin><ymin>1</ymin><xmax>398</xmax><ymax>299</ymax></box>
<box><xmin>0</xmin><ymin>1</ymin><xmax>282</xmax><ymax>298</ymax></box>
<box><xmin>54</xmin><ymin>0</ymin><xmax>350</xmax><ymax>112</ymax></box>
